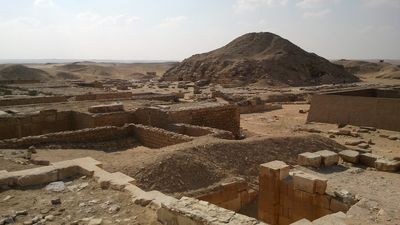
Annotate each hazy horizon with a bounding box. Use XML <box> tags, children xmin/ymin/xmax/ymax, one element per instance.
<box><xmin>1</xmin><ymin>0</ymin><xmax>399</xmax><ymax>61</ymax></box>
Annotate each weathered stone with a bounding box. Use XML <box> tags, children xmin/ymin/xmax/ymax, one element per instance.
<box><xmin>345</xmin><ymin>140</ymin><xmax>365</xmax><ymax>146</ymax></box>
<box><xmin>298</xmin><ymin>152</ymin><xmax>321</xmax><ymax>168</ymax></box>
<box><xmin>293</xmin><ymin>172</ymin><xmax>316</xmax><ymax>194</ymax></box>
<box><xmin>360</xmin><ymin>153</ymin><xmax>382</xmax><ymax>167</ymax></box>
<box><xmin>51</xmin><ymin>198</ymin><xmax>61</xmax><ymax>205</ymax></box>
<box><xmin>357</xmin><ymin>143</ymin><xmax>369</xmax><ymax>149</ymax></box>
<box><xmin>290</xmin><ymin>218</ymin><xmax>313</xmax><ymax>225</ymax></box>
<box><xmin>387</xmin><ymin>135</ymin><xmax>399</xmax><ymax>140</ymax></box>
<box><xmin>375</xmin><ymin>159</ymin><xmax>400</xmax><ymax>172</ymax></box>
<box><xmin>88</xmin><ymin>218</ymin><xmax>103</xmax><ymax>225</ymax></box>
<box><xmin>45</xmin><ymin>181</ymin><xmax>65</xmax><ymax>192</ymax></box>
<box><xmin>339</xmin><ymin>150</ymin><xmax>360</xmax><ymax>164</ymax></box>
<box><xmin>88</xmin><ymin>103</ymin><xmax>124</xmax><ymax>113</ymax></box>
<box><xmin>315</xmin><ymin>150</ymin><xmax>339</xmax><ymax>167</ymax></box>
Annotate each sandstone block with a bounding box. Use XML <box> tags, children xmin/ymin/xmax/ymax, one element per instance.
<box><xmin>375</xmin><ymin>159</ymin><xmax>400</xmax><ymax>172</ymax></box>
<box><xmin>360</xmin><ymin>153</ymin><xmax>382</xmax><ymax>167</ymax></box>
<box><xmin>293</xmin><ymin>172</ymin><xmax>316</xmax><ymax>194</ymax></box>
<box><xmin>88</xmin><ymin>103</ymin><xmax>124</xmax><ymax>113</ymax></box>
<box><xmin>260</xmin><ymin>160</ymin><xmax>290</xmax><ymax>180</ymax></box>
<box><xmin>290</xmin><ymin>218</ymin><xmax>313</xmax><ymax>225</ymax></box>
<box><xmin>330</xmin><ymin>198</ymin><xmax>349</xmax><ymax>212</ymax></box>
<box><xmin>315</xmin><ymin>150</ymin><xmax>339</xmax><ymax>167</ymax></box>
<box><xmin>298</xmin><ymin>152</ymin><xmax>321</xmax><ymax>168</ymax></box>
<box><xmin>339</xmin><ymin>150</ymin><xmax>360</xmax><ymax>164</ymax></box>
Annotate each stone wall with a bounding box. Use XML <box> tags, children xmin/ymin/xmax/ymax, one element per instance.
<box><xmin>74</xmin><ymin>92</ymin><xmax>132</xmax><ymax>101</ymax></box>
<box><xmin>240</xmin><ymin>103</ymin><xmax>282</xmax><ymax>114</ymax></box>
<box><xmin>197</xmin><ymin>179</ymin><xmax>257</xmax><ymax>212</ymax></box>
<box><xmin>258</xmin><ymin>161</ymin><xmax>350</xmax><ymax>225</ymax></box>
<box><xmin>0</xmin><ymin>96</ymin><xmax>69</xmax><ymax>106</ymax></box>
<box><xmin>0</xmin><ymin>110</ymin><xmax>73</xmax><ymax>140</ymax></box>
<box><xmin>0</xmin><ymin>123</ymin><xmax>194</xmax><ymax>149</ymax></box>
<box><xmin>131</xmin><ymin>124</ymin><xmax>193</xmax><ymax>148</ymax></box>
<box><xmin>166</xmin><ymin>123</ymin><xmax>235</xmax><ymax>140</ymax></box>
<box><xmin>307</xmin><ymin>93</ymin><xmax>400</xmax><ymax>132</ymax></box>
<box><xmin>0</xmin><ymin>125</ymin><xmax>132</xmax><ymax>149</ymax></box>
<box><xmin>157</xmin><ymin>197</ymin><xmax>269</xmax><ymax>225</ymax></box>
<box><xmin>167</xmin><ymin>104</ymin><xmax>240</xmax><ymax>138</ymax></box>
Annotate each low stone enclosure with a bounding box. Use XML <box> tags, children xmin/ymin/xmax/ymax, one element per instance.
<box><xmin>0</xmin><ymin>123</ymin><xmax>234</xmax><ymax>149</ymax></box>
<box><xmin>0</xmin><ymin>91</ymin><xmax>179</xmax><ymax>107</ymax></box>
<box><xmin>0</xmin><ymin>157</ymin><xmax>354</xmax><ymax>225</ymax></box>
<box><xmin>0</xmin><ymin>102</ymin><xmax>240</xmax><ymax>140</ymax></box>
<box><xmin>307</xmin><ymin>88</ymin><xmax>400</xmax><ymax>132</ymax></box>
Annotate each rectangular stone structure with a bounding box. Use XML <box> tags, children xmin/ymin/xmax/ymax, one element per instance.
<box><xmin>258</xmin><ymin>161</ymin><xmax>290</xmax><ymax>225</ymax></box>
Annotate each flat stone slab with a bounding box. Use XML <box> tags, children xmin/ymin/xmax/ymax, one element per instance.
<box><xmin>339</xmin><ymin>150</ymin><xmax>360</xmax><ymax>164</ymax></box>
<box><xmin>375</xmin><ymin>159</ymin><xmax>400</xmax><ymax>172</ymax></box>
<box><xmin>88</xmin><ymin>103</ymin><xmax>124</xmax><ymax>113</ymax></box>
<box><xmin>315</xmin><ymin>150</ymin><xmax>339</xmax><ymax>167</ymax></box>
<box><xmin>359</xmin><ymin>153</ymin><xmax>382</xmax><ymax>167</ymax></box>
<box><xmin>293</xmin><ymin>171</ymin><xmax>327</xmax><ymax>194</ymax></box>
<box><xmin>298</xmin><ymin>152</ymin><xmax>321</xmax><ymax>168</ymax></box>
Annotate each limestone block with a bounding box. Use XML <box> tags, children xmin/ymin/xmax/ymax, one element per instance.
<box><xmin>329</xmin><ymin>198</ymin><xmax>349</xmax><ymax>212</ymax></box>
<box><xmin>313</xmin><ymin>212</ymin><xmax>347</xmax><ymax>225</ymax></box>
<box><xmin>314</xmin><ymin>150</ymin><xmax>339</xmax><ymax>167</ymax></box>
<box><xmin>298</xmin><ymin>152</ymin><xmax>321</xmax><ymax>168</ymax></box>
<box><xmin>293</xmin><ymin>172</ymin><xmax>316</xmax><ymax>194</ymax></box>
<box><xmin>313</xmin><ymin>194</ymin><xmax>331</xmax><ymax>209</ymax></box>
<box><xmin>359</xmin><ymin>153</ymin><xmax>382</xmax><ymax>167</ymax></box>
<box><xmin>290</xmin><ymin>218</ymin><xmax>313</xmax><ymax>225</ymax></box>
<box><xmin>16</xmin><ymin>168</ymin><xmax>58</xmax><ymax>187</ymax></box>
<box><xmin>315</xmin><ymin>178</ymin><xmax>328</xmax><ymax>195</ymax></box>
<box><xmin>375</xmin><ymin>159</ymin><xmax>400</xmax><ymax>172</ymax></box>
<box><xmin>260</xmin><ymin>160</ymin><xmax>290</xmax><ymax>180</ymax></box>
<box><xmin>88</xmin><ymin>103</ymin><xmax>124</xmax><ymax>113</ymax></box>
<box><xmin>339</xmin><ymin>150</ymin><xmax>360</xmax><ymax>164</ymax></box>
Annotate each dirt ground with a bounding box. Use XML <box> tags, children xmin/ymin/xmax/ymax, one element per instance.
<box><xmin>0</xmin><ymin>177</ymin><xmax>160</xmax><ymax>225</ymax></box>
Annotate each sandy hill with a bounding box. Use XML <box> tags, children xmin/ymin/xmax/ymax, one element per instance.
<box><xmin>334</xmin><ymin>59</ymin><xmax>400</xmax><ymax>80</ymax></box>
<box><xmin>162</xmin><ymin>32</ymin><xmax>359</xmax><ymax>86</ymax></box>
<box><xmin>0</xmin><ymin>64</ymin><xmax>50</xmax><ymax>81</ymax></box>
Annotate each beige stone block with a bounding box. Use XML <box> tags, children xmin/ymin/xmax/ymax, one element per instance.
<box><xmin>313</xmin><ymin>212</ymin><xmax>347</xmax><ymax>225</ymax></box>
<box><xmin>298</xmin><ymin>152</ymin><xmax>321</xmax><ymax>168</ymax></box>
<box><xmin>313</xmin><ymin>194</ymin><xmax>331</xmax><ymax>209</ymax></box>
<box><xmin>289</xmin><ymin>218</ymin><xmax>313</xmax><ymax>225</ymax></box>
<box><xmin>293</xmin><ymin>172</ymin><xmax>316</xmax><ymax>194</ymax></box>
<box><xmin>260</xmin><ymin>160</ymin><xmax>290</xmax><ymax>180</ymax></box>
<box><xmin>314</xmin><ymin>150</ymin><xmax>339</xmax><ymax>167</ymax></box>
<box><xmin>219</xmin><ymin>196</ymin><xmax>241</xmax><ymax>212</ymax></box>
<box><xmin>375</xmin><ymin>159</ymin><xmax>400</xmax><ymax>172</ymax></box>
<box><xmin>339</xmin><ymin>150</ymin><xmax>360</xmax><ymax>164</ymax></box>
<box><xmin>16</xmin><ymin>168</ymin><xmax>58</xmax><ymax>187</ymax></box>
<box><xmin>315</xmin><ymin>178</ymin><xmax>328</xmax><ymax>194</ymax></box>
<box><xmin>330</xmin><ymin>198</ymin><xmax>349</xmax><ymax>212</ymax></box>
<box><xmin>360</xmin><ymin>153</ymin><xmax>382</xmax><ymax>167</ymax></box>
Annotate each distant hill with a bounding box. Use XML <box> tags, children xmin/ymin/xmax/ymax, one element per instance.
<box><xmin>0</xmin><ymin>64</ymin><xmax>50</xmax><ymax>81</ymax></box>
<box><xmin>334</xmin><ymin>59</ymin><xmax>400</xmax><ymax>80</ymax></box>
<box><xmin>162</xmin><ymin>32</ymin><xmax>359</xmax><ymax>86</ymax></box>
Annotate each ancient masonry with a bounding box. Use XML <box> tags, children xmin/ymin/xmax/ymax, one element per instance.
<box><xmin>307</xmin><ymin>88</ymin><xmax>400</xmax><ymax>132</ymax></box>
<box><xmin>0</xmin><ymin>157</ymin><xmax>354</xmax><ymax>225</ymax></box>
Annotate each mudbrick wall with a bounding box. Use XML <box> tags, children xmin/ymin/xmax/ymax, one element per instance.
<box><xmin>0</xmin><ymin>96</ymin><xmax>69</xmax><ymax>106</ymax></box>
<box><xmin>0</xmin><ymin>125</ymin><xmax>132</xmax><ymax>149</ymax></box>
<box><xmin>0</xmin><ymin>110</ymin><xmax>73</xmax><ymax>140</ymax></box>
<box><xmin>0</xmin><ymin>123</ymin><xmax>193</xmax><ymax>149</ymax></box>
<box><xmin>131</xmin><ymin>124</ymin><xmax>193</xmax><ymax>148</ymax></box>
<box><xmin>307</xmin><ymin>94</ymin><xmax>400</xmax><ymax>132</ymax></box>
<box><xmin>165</xmin><ymin>123</ymin><xmax>235</xmax><ymax>140</ymax></box>
<box><xmin>167</xmin><ymin>104</ymin><xmax>240</xmax><ymax>138</ymax></box>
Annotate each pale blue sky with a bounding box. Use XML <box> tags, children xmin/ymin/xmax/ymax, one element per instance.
<box><xmin>0</xmin><ymin>0</ymin><xmax>399</xmax><ymax>60</ymax></box>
